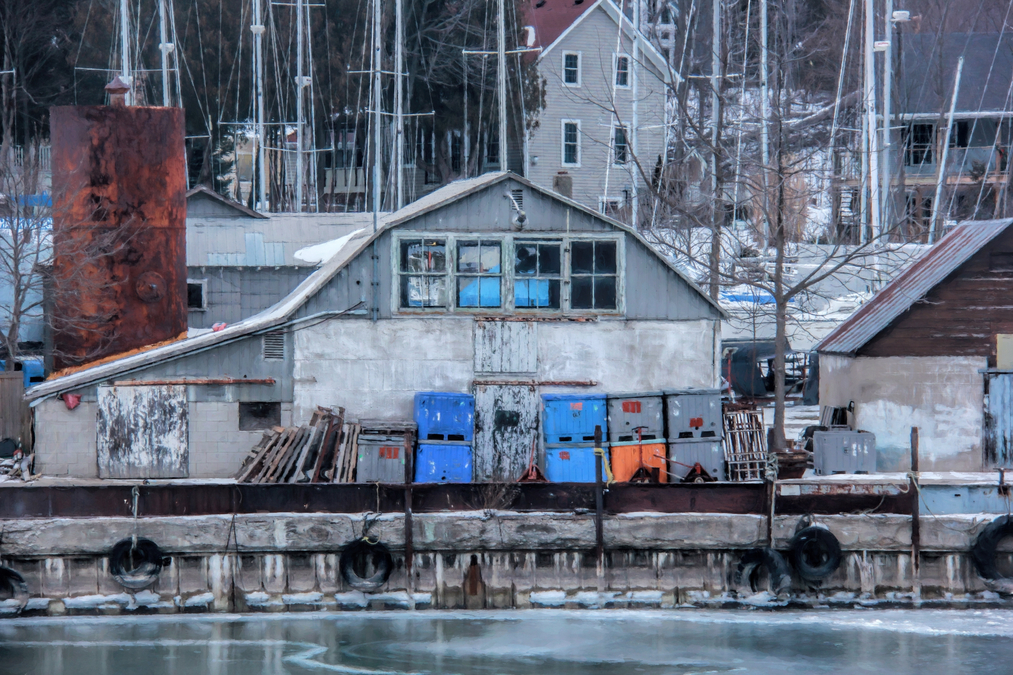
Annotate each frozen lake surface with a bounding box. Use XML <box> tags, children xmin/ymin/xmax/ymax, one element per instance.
<box><xmin>2</xmin><ymin>608</ymin><xmax>1012</xmax><ymax>674</ymax></box>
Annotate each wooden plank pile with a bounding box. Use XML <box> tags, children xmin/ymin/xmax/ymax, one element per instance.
<box><xmin>722</xmin><ymin>409</ymin><xmax>767</xmax><ymax>481</ymax></box>
<box><xmin>235</xmin><ymin>406</ymin><xmax>363</xmax><ymax>483</ymax></box>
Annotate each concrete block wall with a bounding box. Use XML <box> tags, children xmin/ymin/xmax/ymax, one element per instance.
<box><xmin>187</xmin><ymin>401</ymin><xmax>293</xmax><ymax>478</ymax></box>
<box><xmin>33</xmin><ymin>398</ymin><xmax>99</xmax><ymax>478</ymax></box>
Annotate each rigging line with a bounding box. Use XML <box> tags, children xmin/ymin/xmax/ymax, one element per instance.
<box><xmin>966</xmin><ymin>0</ymin><xmax>1013</xmax><ymax>216</ymax></box>
<box><xmin>602</xmin><ymin>0</ymin><xmax>628</xmax><ymax>203</ymax></box>
<box><xmin>73</xmin><ymin>0</ymin><xmax>96</xmax><ymax>104</ymax></box>
<box><xmin>169</xmin><ymin>0</ymin><xmax>183</xmax><ymax>109</ymax></box>
<box><xmin>343</xmin><ymin>0</ymin><xmax>370</xmax><ymax>212</ymax></box>
<box><xmin>941</xmin><ymin>0</ymin><xmax>997</xmax><ymax>222</ymax></box>
<box><xmin>731</xmin><ymin>0</ymin><xmax>753</xmax><ymax>212</ymax></box>
<box><xmin>192</xmin><ymin>0</ymin><xmax>212</xmax><ymax>131</ymax></box>
<box><xmin>828</xmin><ymin>0</ymin><xmax>856</xmax><ymax>166</ymax></box>
<box><xmin>222</xmin><ymin>0</ymin><xmax>249</xmax><ymax>125</ymax></box>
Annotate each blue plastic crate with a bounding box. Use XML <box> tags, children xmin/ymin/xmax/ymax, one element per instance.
<box><xmin>414</xmin><ymin>443</ymin><xmax>473</xmax><ymax>483</ymax></box>
<box><xmin>544</xmin><ymin>445</ymin><xmax>610</xmax><ymax>483</ymax></box>
<box><xmin>413</xmin><ymin>392</ymin><xmax>475</xmax><ymax>441</ymax></box>
<box><xmin>542</xmin><ymin>394</ymin><xmax>608</xmax><ymax>444</ymax></box>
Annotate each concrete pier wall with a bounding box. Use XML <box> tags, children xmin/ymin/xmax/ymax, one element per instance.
<box><xmin>0</xmin><ymin>511</ymin><xmax>1006</xmax><ymax>615</ymax></box>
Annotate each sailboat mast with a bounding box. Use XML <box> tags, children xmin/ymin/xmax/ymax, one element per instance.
<box><xmin>497</xmin><ymin>0</ymin><xmax>507</xmax><ymax>170</ymax></box>
<box><xmin>372</xmin><ymin>0</ymin><xmax>382</xmax><ymax>220</ymax></box>
<box><xmin>252</xmin><ymin>0</ymin><xmax>267</xmax><ymax>210</ymax></box>
<box><xmin>158</xmin><ymin>0</ymin><xmax>171</xmax><ymax>106</ymax></box>
<box><xmin>863</xmin><ymin>0</ymin><xmax>880</xmax><ymax>241</ymax></box>
<box><xmin>396</xmin><ymin>0</ymin><xmax>405</xmax><ymax>208</ymax></box>
<box><xmin>760</xmin><ymin>0</ymin><xmax>769</xmax><ymax>248</ymax></box>
<box><xmin>295</xmin><ymin>0</ymin><xmax>306</xmax><ymax>212</ymax></box>
<box><xmin>120</xmin><ymin>0</ymin><xmax>132</xmax><ymax>105</ymax></box>
<box><xmin>881</xmin><ymin>0</ymin><xmax>893</xmax><ymax>231</ymax></box>
<box><xmin>631</xmin><ymin>0</ymin><xmax>640</xmax><ymax>227</ymax></box>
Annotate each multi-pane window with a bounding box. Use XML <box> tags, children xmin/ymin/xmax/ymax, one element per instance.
<box><xmin>563</xmin><ymin>52</ymin><xmax>580</xmax><ymax>85</ymax></box>
<box><xmin>562</xmin><ymin>121</ymin><xmax>580</xmax><ymax>166</ymax></box>
<box><xmin>514</xmin><ymin>241</ymin><xmax>562</xmax><ymax>309</ymax></box>
<box><xmin>400</xmin><ymin>239</ymin><xmax>448</xmax><ymax>308</ymax></box>
<box><xmin>457</xmin><ymin>240</ymin><xmax>502</xmax><ymax>308</ymax></box>
<box><xmin>570</xmin><ymin>241</ymin><xmax>618</xmax><ymax>310</ymax></box>
<box><xmin>613</xmin><ymin>125</ymin><xmax>629</xmax><ymax>164</ymax></box>
<box><xmin>615</xmin><ymin>55</ymin><xmax>630</xmax><ymax>87</ymax></box>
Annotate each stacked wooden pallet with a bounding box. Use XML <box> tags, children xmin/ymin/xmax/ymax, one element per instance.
<box><xmin>235</xmin><ymin>406</ymin><xmax>363</xmax><ymax>483</ymax></box>
<box><xmin>722</xmin><ymin>409</ymin><xmax>767</xmax><ymax>481</ymax></box>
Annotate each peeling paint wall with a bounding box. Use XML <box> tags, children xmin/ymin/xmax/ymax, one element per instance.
<box><xmin>819</xmin><ymin>354</ymin><xmax>986</xmax><ymax>471</ymax></box>
<box><xmin>293</xmin><ymin>317</ymin><xmax>720</xmax><ymax>424</ymax></box>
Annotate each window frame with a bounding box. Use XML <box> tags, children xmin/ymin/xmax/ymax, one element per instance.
<box><xmin>398</xmin><ymin>237</ymin><xmax>451</xmax><ymax>310</ymax></box>
<box><xmin>392</xmin><ymin>233</ymin><xmax>624</xmax><ymax>316</ymax></box>
<box><xmin>614</xmin><ymin>53</ymin><xmax>631</xmax><ymax>89</ymax></box>
<box><xmin>568</xmin><ymin>238</ymin><xmax>621</xmax><ymax>312</ymax></box>
<box><xmin>513</xmin><ymin>239</ymin><xmax>564</xmax><ymax>312</ymax></box>
<box><xmin>561</xmin><ymin>119</ymin><xmax>582</xmax><ymax>168</ymax></box>
<box><xmin>562</xmin><ymin>51</ymin><xmax>582</xmax><ymax>87</ymax></box>
<box><xmin>455</xmin><ymin>239</ymin><xmax>504</xmax><ymax>310</ymax></box>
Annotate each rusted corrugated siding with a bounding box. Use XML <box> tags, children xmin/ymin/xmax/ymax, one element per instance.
<box><xmin>96</xmin><ymin>385</ymin><xmax>189</xmax><ymax>478</ymax></box>
<box><xmin>49</xmin><ymin>105</ymin><xmax>187</xmax><ymax>370</ymax></box>
<box><xmin>817</xmin><ymin>219</ymin><xmax>1013</xmax><ymax>355</ymax></box>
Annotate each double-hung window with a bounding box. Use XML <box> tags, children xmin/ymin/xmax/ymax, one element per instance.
<box><xmin>570</xmin><ymin>240</ymin><xmax>618</xmax><ymax>310</ymax></box>
<box><xmin>514</xmin><ymin>241</ymin><xmax>562</xmax><ymax>309</ymax></box>
<box><xmin>613</xmin><ymin>125</ymin><xmax>629</xmax><ymax>165</ymax></box>
<box><xmin>615</xmin><ymin>55</ymin><xmax>630</xmax><ymax>87</ymax></box>
<box><xmin>457</xmin><ymin>240</ymin><xmax>502</xmax><ymax>308</ymax></box>
<box><xmin>563</xmin><ymin>52</ymin><xmax>580</xmax><ymax>86</ymax></box>
<box><xmin>399</xmin><ymin>239</ymin><xmax>448</xmax><ymax>308</ymax></box>
<box><xmin>562</xmin><ymin>121</ymin><xmax>580</xmax><ymax>166</ymax></box>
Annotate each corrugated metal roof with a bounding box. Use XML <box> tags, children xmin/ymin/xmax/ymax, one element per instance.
<box><xmin>817</xmin><ymin>219</ymin><xmax>1013</xmax><ymax>355</ymax></box>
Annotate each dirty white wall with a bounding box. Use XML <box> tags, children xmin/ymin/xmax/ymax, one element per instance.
<box><xmin>34</xmin><ymin>396</ymin><xmax>295</xmax><ymax>479</ymax></box>
<box><xmin>819</xmin><ymin>354</ymin><xmax>986</xmax><ymax>471</ymax></box>
<box><xmin>293</xmin><ymin>317</ymin><xmax>720</xmax><ymax>423</ymax></box>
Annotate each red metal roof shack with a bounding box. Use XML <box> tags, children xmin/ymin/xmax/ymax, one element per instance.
<box><xmin>817</xmin><ymin>219</ymin><xmax>1013</xmax><ymax>356</ymax></box>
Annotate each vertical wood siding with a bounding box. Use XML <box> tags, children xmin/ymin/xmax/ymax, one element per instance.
<box><xmin>473</xmin><ymin>384</ymin><xmax>540</xmax><ymax>481</ymax></box>
<box><xmin>475</xmin><ymin>321</ymin><xmax>538</xmax><ymax>374</ymax></box>
<box><xmin>0</xmin><ymin>372</ymin><xmax>24</xmax><ymax>443</ymax></box>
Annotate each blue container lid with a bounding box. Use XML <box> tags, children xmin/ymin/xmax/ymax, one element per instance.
<box><xmin>606</xmin><ymin>391</ymin><xmax>663</xmax><ymax>400</ymax></box>
<box><xmin>542</xmin><ymin>393</ymin><xmax>607</xmax><ymax>402</ymax></box>
<box><xmin>415</xmin><ymin>391</ymin><xmax>473</xmax><ymax>400</ymax></box>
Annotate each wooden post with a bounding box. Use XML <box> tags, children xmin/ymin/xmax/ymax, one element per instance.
<box><xmin>594</xmin><ymin>424</ymin><xmax>604</xmax><ymax>590</ymax></box>
<box><xmin>404</xmin><ymin>429</ymin><xmax>414</xmax><ymax>605</ymax></box>
<box><xmin>910</xmin><ymin>426</ymin><xmax>920</xmax><ymax>599</ymax></box>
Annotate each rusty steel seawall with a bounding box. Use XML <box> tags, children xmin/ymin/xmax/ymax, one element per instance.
<box><xmin>49</xmin><ymin>105</ymin><xmax>187</xmax><ymax>370</ymax></box>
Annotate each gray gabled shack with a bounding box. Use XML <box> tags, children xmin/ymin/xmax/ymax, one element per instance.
<box><xmin>29</xmin><ymin>172</ymin><xmax>724</xmax><ymax>480</ymax></box>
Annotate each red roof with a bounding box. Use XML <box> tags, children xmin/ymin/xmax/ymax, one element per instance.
<box><xmin>521</xmin><ymin>0</ymin><xmax>600</xmax><ymax>52</ymax></box>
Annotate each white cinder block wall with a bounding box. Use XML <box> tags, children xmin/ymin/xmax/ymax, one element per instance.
<box><xmin>33</xmin><ymin>398</ymin><xmax>100</xmax><ymax>478</ymax></box>
<box><xmin>819</xmin><ymin>354</ymin><xmax>987</xmax><ymax>471</ymax></box>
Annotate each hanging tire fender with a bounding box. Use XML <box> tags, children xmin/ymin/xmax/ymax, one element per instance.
<box><xmin>0</xmin><ymin>566</ymin><xmax>29</xmax><ymax>614</ymax></box>
<box><xmin>340</xmin><ymin>538</ymin><xmax>394</xmax><ymax>592</ymax></box>
<box><xmin>734</xmin><ymin>547</ymin><xmax>792</xmax><ymax>597</ymax></box>
<box><xmin>789</xmin><ymin>525</ymin><xmax>843</xmax><ymax>582</ymax></box>
<box><xmin>108</xmin><ymin>538</ymin><xmax>170</xmax><ymax>590</ymax></box>
<box><xmin>971</xmin><ymin>515</ymin><xmax>1013</xmax><ymax>594</ymax></box>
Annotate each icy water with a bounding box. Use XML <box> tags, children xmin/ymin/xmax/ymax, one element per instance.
<box><xmin>1</xmin><ymin>609</ymin><xmax>1012</xmax><ymax>674</ymax></box>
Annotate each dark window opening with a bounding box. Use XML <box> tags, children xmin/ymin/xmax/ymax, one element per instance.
<box><xmin>563</xmin><ymin>53</ymin><xmax>579</xmax><ymax>85</ymax></box>
<box><xmin>515</xmin><ymin>241</ymin><xmax>561</xmax><ymax>309</ymax></box>
<box><xmin>239</xmin><ymin>402</ymin><xmax>281</xmax><ymax>431</ymax></box>
<box><xmin>905</xmin><ymin>124</ymin><xmax>934</xmax><ymax>166</ymax></box>
<box><xmin>990</xmin><ymin>252</ymin><xmax>1013</xmax><ymax>272</ymax></box>
<box><xmin>451</xmin><ymin>132</ymin><xmax>463</xmax><ymax>174</ymax></box>
<box><xmin>563</xmin><ymin>122</ymin><xmax>579</xmax><ymax>165</ymax></box>
<box><xmin>570</xmin><ymin>241</ymin><xmax>618</xmax><ymax>310</ymax></box>
<box><xmin>949</xmin><ymin>120</ymin><xmax>971</xmax><ymax>149</ymax></box>
<box><xmin>613</xmin><ymin>126</ymin><xmax>628</xmax><ymax>164</ymax></box>
<box><xmin>187</xmin><ymin>281</ymin><xmax>205</xmax><ymax>310</ymax></box>
<box><xmin>615</xmin><ymin>56</ymin><xmax>630</xmax><ymax>87</ymax></box>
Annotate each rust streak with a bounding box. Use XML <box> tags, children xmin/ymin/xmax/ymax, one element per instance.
<box><xmin>112</xmin><ymin>378</ymin><xmax>276</xmax><ymax>386</ymax></box>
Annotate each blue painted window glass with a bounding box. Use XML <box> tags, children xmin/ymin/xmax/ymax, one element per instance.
<box><xmin>514</xmin><ymin>241</ymin><xmax>561</xmax><ymax>309</ymax></box>
<box><xmin>457</xmin><ymin>241</ymin><xmax>501</xmax><ymax>308</ymax></box>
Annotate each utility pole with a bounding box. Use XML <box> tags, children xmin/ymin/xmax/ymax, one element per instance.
<box><xmin>497</xmin><ymin>0</ymin><xmax>508</xmax><ymax>170</ymax></box>
<box><xmin>760</xmin><ymin>0</ymin><xmax>769</xmax><ymax>249</ymax></box>
<box><xmin>252</xmin><ymin>0</ymin><xmax>267</xmax><ymax>210</ymax></box>
<box><xmin>395</xmin><ymin>0</ymin><xmax>405</xmax><ymax>209</ymax></box>
<box><xmin>119</xmin><ymin>0</ymin><xmax>132</xmax><ymax>105</ymax></box>
<box><xmin>864</xmin><ymin>0</ymin><xmax>880</xmax><ymax>241</ymax></box>
<box><xmin>295</xmin><ymin>0</ymin><xmax>306</xmax><ymax>212</ymax></box>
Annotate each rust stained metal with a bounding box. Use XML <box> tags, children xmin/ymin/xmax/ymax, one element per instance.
<box><xmin>817</xmin><ymin>219</ymin><xmax>1013</xmax><ymax>355</ymax></box>
<box><xmin>473</xmin><ymin>380</ymin><xmax>597</xmax><ymax>387</ymax></box>
<box><xmin>112</xmin><ymin>378</ymin><xmax>276</xmax><ymax>386</ymax></box>
<box><xmin>49</xmin><ymin>104</ymin><xmax>187</xmax><ymax>370</ymax></box>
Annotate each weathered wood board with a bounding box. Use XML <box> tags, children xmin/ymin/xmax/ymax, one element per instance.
<box><xmin>97</xmin><ymin>385</ymin><xmax>189</xmax><ymax>478</ymax></box>
<box><xmin>473</xmin><ymin>384</ymin><xmax>539</xmax><ymax>481</ymax></box>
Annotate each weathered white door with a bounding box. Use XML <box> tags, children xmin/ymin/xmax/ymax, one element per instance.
<box><xmin>984</xmin><ymin>373</ymin><xmax>1013</xmax><ymax>468</ymax></box>
<box><xmin>97</xmin><ymin>385</ymin><xmax>189</xmax><ymax>478</ymax></box>
<box><xmin>473</xmin><ymin>384</ymin><xmax>539</xmax><ymax>482</ymax></box>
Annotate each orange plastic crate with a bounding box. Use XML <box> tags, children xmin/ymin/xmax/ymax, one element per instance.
<box><xmin>609</xmin><ymin>442</ymin><xmax>667</xmax><ymax>483</ymax></box>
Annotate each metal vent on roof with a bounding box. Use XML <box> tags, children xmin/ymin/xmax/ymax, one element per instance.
<box><xmin>262</xmin><ymin>331</ymin><xmax>285</xmax><ymax>361</ymax></box>
<box><xmin>511</xmin><ymin>189</ymin><xmax>524</xmax><ymax>209</ymax></box>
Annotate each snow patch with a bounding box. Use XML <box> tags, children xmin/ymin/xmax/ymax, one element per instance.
<box><xmin>529</xmin><ymin>590</ymin><xmax>567</xmax><ymax>607</ymax></box>
<box><xmin>63</xmin><ymin>594</ymin><xmax>133</xmax><ymax>609</ymax></box>
<box><xmin>183</xmin><ymin>593</ymin><xmax>214</xmax><ymax>607</ymax></box>
<box><xmin>294</xmin><ymin>229</ymin><xmax>365</xmax><ymax>265</ymax></box>
<box><xmin>282</xmin><ymin>592</ymin><xmax>324</xmax><ymax>605</ymax></box>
